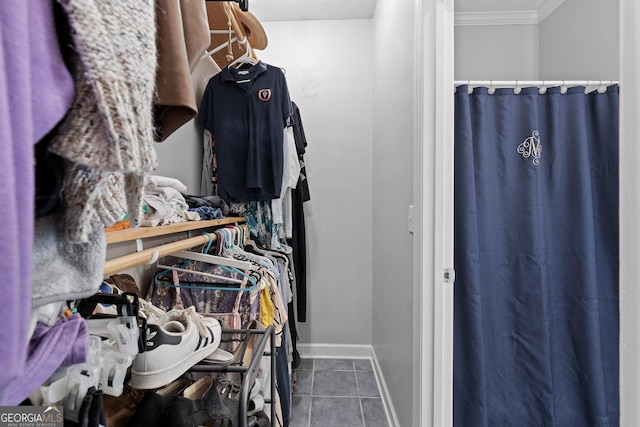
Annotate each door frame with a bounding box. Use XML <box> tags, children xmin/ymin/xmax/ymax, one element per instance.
<box><xmin>620</xmin><ymin>1</ymin><xmax>639</xmax><ymax>425</ymax></box>
<box><xmin>413</xmin><ymin>0</ymin><xmax>455</xmax><ymax>425</ymax></box>
<box><xmin>421</xmin><ymin>2</ymin><xmax>635</xmax><ymax>425</ymax></box>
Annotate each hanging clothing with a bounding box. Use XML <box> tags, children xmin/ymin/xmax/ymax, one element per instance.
<box><xmin>198</xmin><ymin>61</ymin><xmax>295</xmax><ymax>202</ymax></box>
<box><xmin>245</xmin><ymin>201</ymin><xmax>282</xmax><ymax>251</ymax></box>
<box><xmin>154</xmin><ymin>0</ymin><xmax>210</xmax><ymax>141</ymax></box>
<box><xmin>291</xmin><ymin>102</ymin><xmax>311</xmax><ymax>203</ymax></box>
<box><xmin>272</xmin><ymin>127</ymin><xmax>301</xmax><ymax>232</ymax></box>
<box><xmin>49</xmin><ymin>0</ymin><xmax>158</xmax><ymax>242</ymax></box>
<box><xmin>149</xmin><ymin>261</ymin><xmax>260</xmax><ymax>329</ymax></box>
<box><xmin>3</xmin><ymin>314</ymin><xmax>88</xmax><ymax>406</ymax></box>
<box><xmin>453</xmin><ymin>85</ymin><xmax>619</xmax><ymax>426</ymax></box>
<box><xmin>196</xmin><ymin>57</ymin><xmax>222</xmax><ymax>196</ymax></box>
<box><xmin>202</xmin><ymin>130</ymin><xmax>218</xmax><ymax>195</ymax></box>
<box><xmin>0</xmin><ymin>0</ymin><xmax>75</xmax><ymax>403</ymax></box>
<box><xmin>287</xmin><ymin>101</ymin><xmax>311</xmax><ymax>322</ymax></box>
<box><xmin>32</xmin><ymin>213</ymin><xmax>107</xmax><ymax>307</ymax></box>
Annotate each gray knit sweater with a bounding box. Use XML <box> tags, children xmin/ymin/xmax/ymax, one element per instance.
<box><xmin>50</xmin><ymin>0</ymin><xmax>158</xmax><ymax>243</ymax></box>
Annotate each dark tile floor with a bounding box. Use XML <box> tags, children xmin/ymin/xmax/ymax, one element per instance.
<box><xmin>289</xmin><ymin>358</ymin><xmax>390</xmax><ymax>427</ymax></box>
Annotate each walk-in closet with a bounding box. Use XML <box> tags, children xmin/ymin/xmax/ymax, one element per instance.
<box><xmin>4</xmin><ymin>0</ymin><xmax>640</xmax><ymax>426</ymax></box>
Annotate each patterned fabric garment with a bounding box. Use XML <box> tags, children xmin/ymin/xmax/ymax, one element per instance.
<box><xmin>245</xmin><ymin>201</ymin><xmax>282</xmax><ymax>251</ymax></box>
<box><xmin>220</xmin><ymin>242</ymin><xmax>285</xmax><ymax>340</ymax></box>
<box><xmin>228</xmin><ymin>202</ymin><xmax>248</xmax><ymax>216</ymax></box>
<box><xmin>209</xmin><ymin>131</ymin><xmax>218</xmax><ymax>195</ymax></box>
<box><xmin>148</xmin><ymin>260</ymin><xmax>260</xmax><ymax>329</ymax></box>
<box><xmin>219</xmin><ymin>241</ymin><xmax>280</xmax><ymax>280</ymax></box>
<box><xmin>246</xmin><ymin>246</ymin><xmax>293</xmax><ymax>306</ymax></box>
<box><xmin>214</xmin><ymin>237</ymin><xmax>290</xmax><ymax>337</ymax></box>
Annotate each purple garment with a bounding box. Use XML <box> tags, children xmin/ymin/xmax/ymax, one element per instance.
<box><xmin>4</xmin><ymin>314</ymin><xmax>89</xmax><ymax>406</ymax></box>
<box><xmin>0</xmin><ymin>0</ymin><xmax>74</xmax><ymax>403</ymax></box>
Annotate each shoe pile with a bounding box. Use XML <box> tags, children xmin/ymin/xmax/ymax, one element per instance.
<box><xmin>127</xmin><ymin>375</ymin><xmax>240</xmax><ymax>427</ymax></box>
<box><xmin>125</xmin><ymin>303</ymin><xmax>273</xmax><ymax>426</ymax></box>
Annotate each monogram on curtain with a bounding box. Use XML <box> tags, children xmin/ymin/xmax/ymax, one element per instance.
<box><xmin>453</xmin><ymin>85</ymin><xmax>619</xmax><ymax>426</ymax></box>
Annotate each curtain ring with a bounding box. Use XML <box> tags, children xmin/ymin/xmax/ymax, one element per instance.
<box><xmin>465</xmin><ymin>81</ymin><xmax>473</xmax><ymax>94</ymax></box>
<box><xmin>561</xmin><ymin>80</ymin><xmax>568</xmax><ymax>94</ymax></box>
<box><xmin>514</xmin><ymin>80</ymin><xmax>521</xmax><ymax>94</ymax></box>
<box><xmin>596</xmin><ymin>80</ymin><xmax>608</xmax><ymax>93</ymax></box>
<box><xmin>488</xmin><ymin>80</ymin><xmax>495</xmax><ymax>95</ymax></box>
<box><xmin>539</xmin><ymin>81</ymin><xmax>547</xmax><ymax>95</ymax></box>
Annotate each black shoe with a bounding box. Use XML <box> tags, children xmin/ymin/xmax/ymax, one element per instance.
<box><xmin>127</xmin><ymin>378</ymin><xmax>191</xmax><ymax>427</ymax></box>
<box><xmin>167</xmin><ymin>376</ymin><xmax>239</xmax><ymax>427</ymax></box>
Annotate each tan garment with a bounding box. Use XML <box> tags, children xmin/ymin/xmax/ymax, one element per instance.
<box><xmin>193</xmin><ymin>55</ymin><xmax>222</xmax><ymax>105</ymax></box>
<box><xmin>154</xmin><ymin>0</ymin><xmax>210</xmax><ymax>141</ymax></box>
<box><xmin>205</xmin><ymin>1</ymin><xmax>249</xmax><ymax>68</ymax></box>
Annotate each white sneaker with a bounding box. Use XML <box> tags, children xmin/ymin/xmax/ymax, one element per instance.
<box><xmin>138</xmin><ymin>298</ymin><xmax>167</xmax><ymax>323</ymax></box>
<box><xmin>130</xmin><ymin>306</ymin><xmax>221</xmax><ymax>389</ymax></box>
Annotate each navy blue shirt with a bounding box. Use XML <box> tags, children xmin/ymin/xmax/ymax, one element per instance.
<box><xmin>198</xmin><ymin>61</ymin><xmax>294</xmax><ymax>202</ymax></box>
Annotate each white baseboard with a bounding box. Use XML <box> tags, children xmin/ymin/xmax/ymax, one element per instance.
<box><xmin>297</xmin><ymin>343</ymin><xmax>372</xmax><ymax>359</ymax></box>
<box><xmin>297</xmin><ymin>343</ymin><xmax>399</xmax><ymax>427</ymax></box>
<box><xmin>370</xmin><ymin>347</ymin><xmax>401</xmax><ymax>427</ymax></box>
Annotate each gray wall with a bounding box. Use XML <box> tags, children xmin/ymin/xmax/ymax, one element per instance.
<box><xmin>153</xmin><ymin>19</ymin><xmax>376</xmax><ymax>347</ymax></box>
<box><xmin>455</xmin><ymin>0</ymin><xmax>619</xmax><ymax>81</ymax></box>
<box><xmin>153</xmin><ymin>120</ymin><xmax>202</xmax><ymax>194</ymax></box>
<box><xmin>455</xmin><ymin>24</ymin><xmax>539</xmax><ymax>80</ymax></box>
<box><xmin>260</xmin><ymin>8</ymin><xmax>422</xmax><ymax>424</ymax></box>
<box><xmin>259</xmin><ymin>20</ymin><xmax>375</xmax><ymax>347</ymax></box>
<box><xmin>372</xmin><ymin>0</ymin><xmax>418</xmax><ymax>425</ymax></box>
<box><xmin>539</xmin><ymin>0</ymin><xmax>619</xmax><ymax>80</ymax></box>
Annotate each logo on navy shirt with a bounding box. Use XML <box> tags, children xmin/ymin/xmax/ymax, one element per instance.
<box><xmin>258</xmin><ymin>89</ymin><xmax>272</xmax><ymax>102</ymax></box>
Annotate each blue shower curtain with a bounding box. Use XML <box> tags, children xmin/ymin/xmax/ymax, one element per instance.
<box><xmin>453</xmin><ymin>85</ymin><xmax>619</xmax><ymax>426</ymax></box>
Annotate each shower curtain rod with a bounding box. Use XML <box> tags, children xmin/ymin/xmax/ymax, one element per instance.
<box><xmin>454</xmin><ymin>80</ymin><xmax>619</xmax><ymax>87</ymax></box>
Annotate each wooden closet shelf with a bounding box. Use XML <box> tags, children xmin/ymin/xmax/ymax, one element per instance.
<box><xmin>105</xmin><ymin>217</ymin><xmax>246</xmax><ymax>244</ymax></box>
<box><xmin>104</xmin><ymin>234</ymin><xmax>212</xmax><ymax>276</ymax></box>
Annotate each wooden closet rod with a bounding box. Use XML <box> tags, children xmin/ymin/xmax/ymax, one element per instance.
<box><xmin>103</xmin><ymin>234</ymin><xmax>217</xmax><ymax>277</ymax></box>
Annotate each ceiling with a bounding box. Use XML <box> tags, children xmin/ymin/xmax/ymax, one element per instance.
<box><xmin>248</xmin><ymin>0</ymin><xmax>377</xmax><ymax>22</ymax></box>
<box><xmin>248</xmin><ymin>0</ymin><xmax>558</xmax><ymax>22</ymax></box>
<box><xmin>456</xmin><ymin>0</ymin><xmax>551</xmax><ymax>13</ymax></box>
